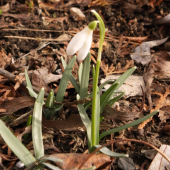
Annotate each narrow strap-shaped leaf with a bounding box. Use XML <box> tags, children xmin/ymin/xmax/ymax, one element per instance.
<box><xmin>24</xmin><ymin>115</ymin><xmax>32</xmax><ymax>140</ymax></box>
<box><xmin>32</xmin><ymin>88</ymin><xmax>44</xmax><ymax>160</ymax></box>
<box><xmin>100</xmin><ymin>82</ymin><xmax>119</xmax><ymax>114</ymax></box>
<box><xmin>107</xmin><ymin>92</ymin><xmax>125</xmax><ymax>106</ymax></box>
<box><xmin>25</xmin><ymin>69</ymin><xmax>33</xmax><ymax>91</ymax></box>
<box><xmin>45</xmin><ymin>89</ymin><xmax>54</xmax><ymax>108</ymax></box>
<box><xmin>26</xmin><ymin>87</ymin><xmax>38</xmax><ymax>99</ymax></box>
<box><xmin>56</xmin><ymin>56</ymin><xmax>76</xmax><ymax>103</ymax></box>
<box><xmin>99</xmin><ymin>110</ymin><xmax>159</xmax><ymax>140</ymax></box>
<box><xmin>84</xmin><ymin>79</ymin><xmax>114</xmax><ymax>109</ymax></box>
<box><xmin>113</xmin><ymin>66</ymin><xmax>136</xmax><ymax>91</ymax></box>
<box><xmin>0</xmin><ymin>120</ymin><xmax>36</xmax><ymax>167</ymax></box>
<box><xmin>80</xmin><ymin>53</ymin><xmax>91</xmax><ymax>99</ymax></box>
<box><xmin>77</xmin><ymin>95</ymin><xmax>92</xmax><ymax>150</ymax></box>
<box><xmin>61</xmin><ymin>57</ymin><xmax>80</xmax><ymax>94</ymax></box>
<box><xmin>41</xmin><ymin>156</ymin><xmax>62</xmax><ymax>162</ymax></box>
<box><xmin>94</xmin><ymin>145</ymin><xmax>128</xmax><ymax>157</ymax></box>
<box><xmin>42</xmin><ymin>162</ymin><xmax>61</xmax><ymax>170</ymax></box>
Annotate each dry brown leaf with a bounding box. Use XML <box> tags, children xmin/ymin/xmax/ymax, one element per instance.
<box><xmin>0</xmin><ymin>96</ymin><xmax>35</xmax><ymax>115</ymax></box>
<box><xmin>131</xmin><ymin>37</ymin><xmax>169</xmax><ymax>65</ymax></box>
<box><xmin>70</xmin><ymin>7</ymin><xmax>85</xmax><ymax>21</ymax></box>
<box><xmin>159</xmin><ymin>25</ymin><xmax>169</xmax><ymax>39</ymax></box>
<box><xmin>42</xmin><ymin>114</ymin><xmax>109</xmax><ymax>131</ymax></box>
<box><xmin>52</xmin><ymin>153</ymin><xmax>112</xmax><ymax>169</ymax></box>
<box><xmin>0</xmin><ymin>50</ymin><xmax>12</xmax><ymax>69</ymax></box>
<box><xmin>153</xmin><ymin>52</ymin><xmax>170</xmax><ymax>80</ymax></box>
<box><xmin>139</xmin><ymin>87</ymin><xmax>170</xmax><ymax>129</ymax></box>
<box><xmin>2</xmin><ymin>13</ymin><xmax>39</xmax><ymax>20</ymax></box>
<box><xmin>143</xmin><ymin>65</ymin><xmax>155</xmax><ymax>110</ymax></box>
<box><xmin>155</xmin><ymin>13</ymin><xmax>170</xmax><ymax>24</ymax></box>
<box><xmin>0</xmin><ymin>3</ymin><xmax>10</xmax><ymax>12</ymax></box>
<box><xmin>38</xmin><ymin>2</ymin><xmax>57</xmax><ymax>10</ymax></box>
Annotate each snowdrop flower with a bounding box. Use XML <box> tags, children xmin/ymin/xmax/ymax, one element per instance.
<box><xmin>66</xmin><ymin>21</ymin><xmax>98</xmax><ymax>61</ymax></box>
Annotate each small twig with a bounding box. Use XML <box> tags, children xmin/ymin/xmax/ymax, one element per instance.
<box><xmin>4</xmin><ymin>36</ymin><xmax>70</xmax><ymax>42</ymax></box>
<box><xmin>0</xmin><ymin>68</ymin><xmax>49</xmax><ymax>96</ymax></box>
<box><xmin>78</xmin><ymin>139</ymin><xmax>170</xmax><ymax>169</ymax></box>
<box><xmin>2</xmin><ymin>28</ymin><xmax>76</xmax><ymax>33</ymax></box>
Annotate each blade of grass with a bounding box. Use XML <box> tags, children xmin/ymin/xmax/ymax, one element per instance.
<box><xmin>99</xmin><ymin>110</ymin><xmax>159</xmax><ymax>140</ymax></box>
<box><xmin>32</xmin><ymin>88</ymin><xmax>44</xmax><ymax>160</ymax></box>
<box><xmin>0</xmin><ymin>120</ymin><xmax>36</xmax><ymax>167</ymax></box>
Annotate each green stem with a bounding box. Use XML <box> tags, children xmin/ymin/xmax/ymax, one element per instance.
<box><xmin>91</xmin><ymin>60</ymin><xmax>100</xmax><ymax>146</ymax></box>
<box><xmin>91</xmin><ymin>9</ymin><xmax>105</xmax><ymax>149</ymax></box>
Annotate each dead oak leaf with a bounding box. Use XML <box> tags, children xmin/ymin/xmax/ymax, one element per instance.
<box><xmin>52</xmin><ymin>153</ymin><xmax>112</xmax><ymax>169</ymax></box>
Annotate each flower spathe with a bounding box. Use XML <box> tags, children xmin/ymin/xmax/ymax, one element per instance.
<box><xmin>66</xmin><ymin>21</ymin><xmax>98</xmax><ymax>61</ymax></box>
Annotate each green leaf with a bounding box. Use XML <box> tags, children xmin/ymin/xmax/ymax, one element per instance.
<box><xmin>99</xmin><ymin>79</ymin><xmax>115</xmax><ymax>90</ymax></box>
<box><xmin>25</xmin><ymin>69</ymin><xmax>36</xmax><ymax>98</ymax></box>
<box><xmin>26</xmin><ymin>87</ymin><xmax>38</xmax><ymax>99</ymax></box>
<box><xmin>42</xmin><ymin>162</ymin><xmax>61</xmax><ymax>170</ymax></box>
<box><xmin>80</xmin><ymin>53</ymin><xmax>91</xmax><ymax>99</ymax></box>
<box><xmin>77</xmin><ymin>95</ymin><xmax>92</xmax><ymax>150</ymax></box>
<box><xmin>44</xmin><ymin>105</ymin><xmax>63</xmax><ymax>119</ymax></box>
<box><xmin>56</xmin><ymin>56</ymin><xmax>76</xmax><ymax>103</ymax></box>
<box><xmin>107</xmin><ymin>92</ymin><xmax>125</xmax><ymax>106</ymax></box>
<box><xmin>94</xmin><ymin>145</ymin><xmax>128</xmax><ymax>157</ymax></box>
<box><xmin>100</xmin><ymin>83</ymin><xmax>119</xmax><ymax>114</ymax></box>
<box><xmin>32</xmin><ymin>88</ymin><xmax>44</xmax><ymax>160</ymax></box>
<box><xmin>99</xmin><ymin>110</ymin><xmax>159</xmax><ymax>140</ymax></box>
<box><xmin>113</xmin><ymin>66</ymin><xmax>136</xmax><ymax>91</ymax></box>
<box><xmin>0</xmin><ymin>120</ymin><xmax>36</xmax><ymax>167</ymax></box>
<box><xmin>41</xmin><ymin>156</ymin><xmax>62</xmax><ymax>162</ymax></box>
<box><xmin>84</xmin><ymin>79</ymin><xmax>115</xmax><ymax>110</ymax></box>
<box><xmin>24</xmin><ymin>115</ymin><xmax>32</xmax><ymax>140</ymax></box>
<box><xmin>45</xmin><ymin>89</ymin><xmax>54</xmax><ymax>108</ymax></box>
<box><xmin>25</xmin><ymin>69</ymin><xmax>33</xmax><ymax>90</ymax></box>
<box><xmin>61</xmin><ymin>57</ymin><xmax>80</xmax><ymax>94</ymax></box>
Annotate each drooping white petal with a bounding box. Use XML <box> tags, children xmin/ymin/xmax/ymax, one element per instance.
<box><xmin>66</xmin><ymin>26</ymin><xmax>89</xmax><ymax>56</ymax></box>
<box><xmin>77</xmin><ymin>29</ymin><xmax>93</xmax><ymax>61</ymax></box>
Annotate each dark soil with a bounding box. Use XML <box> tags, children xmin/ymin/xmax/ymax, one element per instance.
<box><xmin>1</xmin><ymin>0</ymin><xmax>170</xmax><ymax>169</ymax></box>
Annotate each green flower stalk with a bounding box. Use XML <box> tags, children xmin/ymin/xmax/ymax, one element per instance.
<box><xmin>91</xmin><ymin>10</ymin><xmax>105</xmax><ymax>147</ymax></box>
